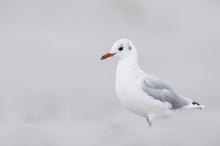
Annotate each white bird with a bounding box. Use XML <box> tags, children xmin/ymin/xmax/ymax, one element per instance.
<box><xmin>101</xmin><ymin>39</ymin><xmax>205</xmax><ymax>126</ymax></box>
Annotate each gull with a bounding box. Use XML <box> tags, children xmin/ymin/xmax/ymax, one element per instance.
<box><xmin>101</xmin><ymin>39</ymin><xmax>205</xmax><ymax>126</ymax></box>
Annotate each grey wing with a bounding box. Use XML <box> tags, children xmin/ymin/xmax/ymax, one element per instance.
<box><xmin>142</xmin><ymin>77</ymin><xmax>189</xmax><ymax>109</ymax></box>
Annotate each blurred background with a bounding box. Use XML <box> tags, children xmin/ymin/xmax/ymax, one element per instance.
<box><xmin>0</xmin><ymin>0</ymin><xmax>220</xmax><ymax>145</ymax></box>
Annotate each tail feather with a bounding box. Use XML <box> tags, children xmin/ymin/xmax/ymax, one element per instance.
<box><xmin>183</xmin><ymin>100</ymin><xmax>206</xmax><ymax>110</ymax></box>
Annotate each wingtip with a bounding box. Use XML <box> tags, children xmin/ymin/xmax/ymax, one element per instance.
<box><xmin>182</xmin><ymin>104</ymin><xmax>206</xmax><ymax>110</ymax></box>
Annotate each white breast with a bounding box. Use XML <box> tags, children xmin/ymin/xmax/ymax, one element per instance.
<box><xmin>115</xmin><ymin>56</ymin><xmax>170</xmax><ymax>117</ymax></box>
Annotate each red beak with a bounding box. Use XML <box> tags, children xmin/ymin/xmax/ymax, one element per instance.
<box><xmin>101</xmin><ymin>53</ymin><xmax>116</xmax><ymax>60</ymax></box>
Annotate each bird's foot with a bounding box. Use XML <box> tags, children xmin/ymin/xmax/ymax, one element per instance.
<box><xmin>147</xmin><ymin>116</ymin><xmax>152</xmax><ymax>127</ymax></box>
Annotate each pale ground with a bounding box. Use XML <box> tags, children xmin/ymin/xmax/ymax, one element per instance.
<box><xmin>0</xmin><ymin>109</ymin><xmax>219</xmax><ymax>146</ymax></box>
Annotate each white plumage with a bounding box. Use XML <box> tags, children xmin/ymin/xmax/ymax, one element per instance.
<box><xmin>101</xmin><ymin>39</ymin><xmax>205</xmax><ymax>126</ymax></box>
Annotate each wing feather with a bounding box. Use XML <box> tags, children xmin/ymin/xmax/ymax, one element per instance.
<box><xmin>142</xmin><ymin>77</ymin><xmax>188</xmax><ymax>109</ymax></box>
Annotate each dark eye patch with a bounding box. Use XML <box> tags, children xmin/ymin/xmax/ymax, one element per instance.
<box><xmin>128</xmin><ymin>46</ymin><xmax>132</xmax><ymax>50</ymax></box>
<box><xmin>118</xmin><ymin>47</ymin><xmax>123</xmax><ymax>51</ymax></box>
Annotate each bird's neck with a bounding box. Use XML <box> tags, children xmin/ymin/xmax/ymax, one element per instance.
<box><xmin>120</xmin><ymin>52</ymin><xmax>138</xmax><ymax>67</ymax></box>
<box><xmin>116</xmin><ymin>52</ymin><xmax>140</xmax><ymax>81</ymax></box>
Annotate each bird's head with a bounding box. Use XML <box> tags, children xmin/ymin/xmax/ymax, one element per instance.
<box><xmin>101</xmin><ymin>39</ymin><xmax>136</xmax><ymax>60</ymax></box>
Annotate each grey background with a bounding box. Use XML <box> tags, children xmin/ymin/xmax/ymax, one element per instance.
<box><xmin>0</xmin><ymin>0</ymin><xmax>220</xmax><ymax>146</ymax></box>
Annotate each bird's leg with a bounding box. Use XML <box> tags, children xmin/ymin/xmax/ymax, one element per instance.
<box><xmin>146</xmin><ymin>116</ymin><xmax>152</xmax><ymax>127</ymax></box>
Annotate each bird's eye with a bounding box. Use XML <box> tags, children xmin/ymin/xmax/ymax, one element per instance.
<box><xmin>118</xmin><ymin>47</ymin><xmax>123</xmax><ymax>51</ymax></box>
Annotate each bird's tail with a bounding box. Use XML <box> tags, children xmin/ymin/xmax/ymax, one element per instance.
<box><xmin>183</xmin><ymin>100</ymin><xmax>206</xmax><ymax>110</ymax></box>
